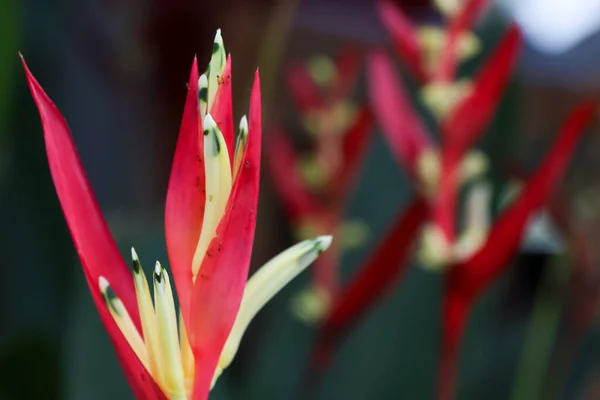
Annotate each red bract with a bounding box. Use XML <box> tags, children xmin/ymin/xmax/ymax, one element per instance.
<box><xmin>286</xmin><ymin>64</ymin><xmax>324</xmax><ymax>113</ymax></box>
<box><xmin>377</xmin><ymin>0</ymin><xmax>427</xmax><ymax>82</ymax></box>
<box><xmin>313</xmin><ymin>198</ymin><xmax>428</xmax><ymax>369</ymax></box>
<box><xmin>443</xmin><ymin>25</ymin><xmax>521</xmax><ymax>155</ymax></box>
<box><xmin>439</xmin><ymin>102</ymin><xmax>596</xmax><ymax>400</ymax></box>
<box><xmin>367</xmin><ymin>50</ymin><xmax>433</xmax><ymax>174</ymax></box>
<box><xmin>23</xmin><ymin>30</ymin><xmax>333</xmax><ymax>400</ymax></box>
<box><xmin>436</xmin><ymin>24</ymin><xmax>521</xmax><ymax>242</ymax></box>
<box><xmin>21</xmin><ymin>54</ymin><xmax>166</xmax><ymax>400</ymax></box>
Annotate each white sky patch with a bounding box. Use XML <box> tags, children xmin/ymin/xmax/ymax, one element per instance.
<box><xmin>499</xmin><ymin>0</ymin><xmax>600</xmax><ymax>54</ymax></box>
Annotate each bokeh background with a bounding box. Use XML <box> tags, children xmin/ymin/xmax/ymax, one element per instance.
<box><xmin>3</xmin><ymin>0</ymin><xmax>600</xmax><ymax>399</ymax></box>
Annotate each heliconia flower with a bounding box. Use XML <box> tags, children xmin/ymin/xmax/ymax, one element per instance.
<box><xmin>438</xmin><ymin>102</ymin><xmax>596</xmax><ymax>400</ymax></box>
<box><xmin>309</xmin><ymin>19</ymin><xmax>529</xmax><ymax>383</ymax></box>
<box><xmin>268</xmin><ymin>49</ymin><xmax>373</xmax><ymax>321</ymax></box>
<box><xmin>22</xmin><ymin>29</ymin><xmax>332</xmax><ymax>400</ymax></box>
<box><xmin>368</xmin><ymin>23</ymin><xmax>520</xmax><ymax>256</ymax></box>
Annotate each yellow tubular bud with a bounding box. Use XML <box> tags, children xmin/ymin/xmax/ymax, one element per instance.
<box><xmin>307</xmin><ymin>55</ymin><xmax>337</xmax><ymax>88</ymax></box>
<box><xmin>179</xmin><ymin>311</ymin><xmax>194</xmax><ymax>394</ymax></box>
<box><xmin>153</xmin><ymin>262</ymin><xmax>186</xmax><ymax>398</ymax></box>
<box><xmin>290</xmin><ymin>285</ymin><xmax>331</xmax><ymax>324</ymax></box>
<box><xmin>131</xmin><ymin>248</ymin><xmax>163</xmax><ymax>386</ymax></box>
<box><xmin>98</xmin><ymin>277</ymin><xmax>149</xmax><ymax>370</ymax></box>
<box><xmin>460</xmin><ymin>150</ymin><xmax>488</xmax><ymax>185</ymax></box>
<box><xmin>452</xmin><ymin>181</ymin><xmax>491</xmax><ymax>261</ymax></box>
<box><xmin>198</xmin><ymin>74</ymin><xmax>208</xmax><ymax>120</ymax></box>
<box><xmin>233</xmin><ymin>115</ymin><xmax>248</xmax><ymax>178</ymax></box>
<box><xmin>418</xmin><ymin>26</ymin><xmax>445</xmax><ymax>73</ymax></box>
<box><xmin>418</xmin><ymin>224</ymin><xmax>453</xmax><ymax>270</ymax></box>
<box><xmin>206</xmin><ymin>29</ymin><xmax>226</xmax><ymax>112</ymax></box>
<box><xmin>420</xmin><ymin>79</ymin><xmax>473</xmax><ymax>120</ymax></box>
<box><xmin>458</xmin><ymin>32</ymin><xmax>482</xmax><ymax>62</ymax></box>
<box><xmin>298</xmin><ymin>155</ymin><xmax>327</xmax><ymax>189</ymax></box>
<box><xmin>416</xmin><ymin>148</ymin><xmax>441</xmax><ymax>196</ymax></box>
<box><xmin>192</xmin><ymin>114</ymin><xmax>232</xmax><ymax>279</ymax></box>
<box><xmin>339</xmin><ymin>219</ymin><xmax>369</xmax><ymax>250</ymax></box>
<box><xmin>213</xmin><ymin>236</ymin><xmax>333</xmax><ymax>385</ymax></box>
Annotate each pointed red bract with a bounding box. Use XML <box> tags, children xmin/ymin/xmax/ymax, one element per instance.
<box><xmin>377</xmin><ymin>0</ymin><xmax>427</xmax><ymax>82</ymax></box>
<box><xmin>314</xmin><ymin>198</ymin><xmax>428</xmax><ymax>367</ymax></box>
<box><xmin>211</xmin><ymin>54</ymin><xmax>235</xmax><ymax>160</ymax></box>
<box><xmin>267</xmin><ymin>129</ymin><xmax>323</xmax><ymax>221</ymax></box>
<box><xmin>165</xmin><ymin>58</ymin><xmax>204</xmax><ymax>324</ymax></box>
<box><xmin>434</xmin><ymin>24</ymin><xmax>520</xmax><ymax>244</ymax></box>
<box><xmin>190</xmin><ymin>72</ymin><xmax>262</xmax><ymax>399</ymax></box>
<box><xmin>335</xmin><ymin>105</ymin><xmax>374</xmax><ymax>198</ymax></box>
<box><xmin>451</xmin><ymin>101</ymin><xmax>595</xmax><ymax>299</ymax></box>
<box><xmin>22</xmin><ymin>57</ymin><xmax>165</xmax><ymax>399</ymax></box>
<box><xmin>368</xmin><ymin>51</ymin><xmax>433</xmax><ymax>173</ymax></box>
<box><xmin>286</xmin><ymin>64</ymin><xmax>323</xmax><ymax>113</ymax></box>
<box><xmin>443</xmin><ymin>25</ymin><xmax>521</xmax><ymax>155</ymax></box>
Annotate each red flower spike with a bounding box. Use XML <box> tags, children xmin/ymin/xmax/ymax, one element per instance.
<box><xmin>443</xmin><ymin>25</ymin><xmax>521</xmax><ymax>156</ymax></box>
<box><xmin>377</xmin><ymin>0</ymin><xmax>427</xmax><ymax>82</ymax></box>
<box><xmin>368</xmin><ymin>51</ymin><xmax>433</xmax><ymax>174</ymax></box>
<box><xmin>266</xmin><ymin>129</ymin><xmax>323</xmax><ymax>221</ymax></box>
<box><xmin>453</xmin><ymin>101</ymin><xmax>595</xmax><ymax>299</ymax></box>
<box><xmin>22</xmin><ymin>56</ymin><xmax>165</xmax><ymax>399</ymax></box>
<box><xmin>314</xmin><ymin>198</ymin><xmax>428</xmax><ymax>368</ymax></box>
<box><xmin>211</xmin><ymin>54</ymin><xmax>235</xmax><ymax>161</ymax></box>
<box><xmin>165</xmin><ymin>58</ymin><xmax>204</xmax><ymax>324</ymax></box>
<box><xmin>335</xmin><ymin>105</ymin><xmax>374</xmax><ymax>199</ymax></box>
<box><xmin>286</xmin><ymin>64</ymin><xmax>324</xmax><ymax>113</ymax></box>
<box><xmin>189</xmin><ymin>72</ymin><xmax>262</xmax><ymax>398</ymax></box>
<box><xmin>26</xmin><ymin>31</ymin><xmax>335</xmax><ymax>399</ymax></box>
<box><xmin>330</xmin><ymin>46</ymin><xmax>363</xmax><ymax>102</ymax></box>
<box><xmin>437</xmin><ymin>101</ymin><xmax>596</xmax><ymax>400</ymax></box>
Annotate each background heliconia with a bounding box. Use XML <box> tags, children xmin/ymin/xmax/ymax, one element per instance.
<box><xmin>4</xmin><ymin>0</ymin><xmax>600</xmax><ymax>399</ymax></box>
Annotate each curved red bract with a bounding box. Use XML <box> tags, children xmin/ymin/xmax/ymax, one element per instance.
<box><xmin>22</xmin><ymin>56</ymin><xmax>165</xmax><ymax>399</ymax></box>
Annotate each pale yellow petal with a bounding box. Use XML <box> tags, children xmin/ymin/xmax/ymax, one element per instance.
<box><xmin>98</xmin><ymin>276</ymin><xmax>149</xmax><ymax>370</ymax></box>
<box><xmin>153</xmin><ymin>262</ymin><xmax>186</xmax><ymax>397</ymax></box>
<box><xmin>192</xmin><ymin>114</ymin><xmax>233</xmax><ymax>279</ymax></box>
<box><xmin>214</xmin><ymin>236</ymin><xmax>333</xmax><ymax>383</ymax></box>
<box><xmin>131</xmin><ymin>248</ymin><xmax>163</xmax><ymax>386</ymax></box>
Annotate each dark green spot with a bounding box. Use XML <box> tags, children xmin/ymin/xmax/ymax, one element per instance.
<box><xmin>212</xmin><ymin>129</ymin><xmax>221</xmax><ymax>155</ymax></box>
<box><xmin>132</xmin><ymin>257</ymin><xmax>141</xmax><ymax>274</ymax></box>
<box><xmin>199</xmin><ymin>87</ymin><xmax>208</xmax><ymax>103</ymax></box>
<box><xmin>213</xmin><ymin>42</ymin><xmax>220</xmax><ymax>54</ymax></box>
<box><xmin>154</xmin><ymin>269</ymin><xmax>163</xmax><ymax>284</ymax></box>
<box><xmin>204</xmin><ymin>129</ymin><xmax>210</xmax><ymax>136</ymax></box>
<box><xmin>103</xmin><ymin>287</ymin><xmax>121</xmax><ymax>316</ymax></box>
